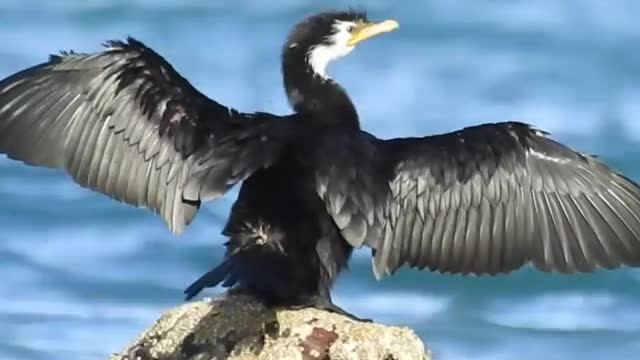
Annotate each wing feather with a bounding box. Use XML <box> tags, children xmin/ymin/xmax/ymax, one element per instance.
<box><xmin>475</xmin><ymin>197</ymin><xmax>492</xmax><ymax>273</ymax></box>
<box><xmin>560</xmin><ymin>193</ymin><xmax>594</xmax><ymax>271</ymax></box>
<box><xmin>569</xmin><ymin>194</ymin><xmax>616</xmax><ymax>268</ymax></box>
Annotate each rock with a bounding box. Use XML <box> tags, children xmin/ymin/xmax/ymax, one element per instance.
<box><xmin>109</xmin><ymin>291</ymin><xmax>430</xmax><ymax>360</ymax></box>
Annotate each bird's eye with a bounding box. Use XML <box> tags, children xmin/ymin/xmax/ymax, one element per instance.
<box><xmin>346</xmin><ymin>25</ymin><xmax>355</xmax><ymax>33</ymax></box>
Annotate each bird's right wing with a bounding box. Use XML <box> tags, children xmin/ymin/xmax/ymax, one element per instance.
<box><xmin>314</xmin><ymin>122</ymin><xmax>640</xmax><ymax>278</ymax></box>
<box><xmin>0</xmin><ymin>37</ymin><xmax>295</xmax><ymax>234</ymax></box>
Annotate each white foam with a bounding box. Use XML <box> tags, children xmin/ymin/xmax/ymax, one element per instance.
<box><xmin>3</xmin><ymin>224</ymin><xmax>224</xmax><ymax>288</ymax></box>
<box><xmin>335</xmin><ymin>291</ymin><xmax>450</xmax><ymax>323</ymax></box>
<box><xmin>2</xmin><ymin>295</ymin><xmax>159</xmax><ymax>356</ymax></box>
<box><xmin>4</xmin><ymin>224</ymin><xmax>161</xmax><ymax>265</ymax></box>
<box><xmin>431</xmin><ymin>340</ymin><xmax>591</xmax><ymax>360</ymax></box>
<box><xmin>486</xmin><ymin>292</ymin><xmax>640</xmax><ymax>331</ymax></box>
<box><xmin>434</xmin><ymin>345</ymin><xmax>529</xmax><ymax>360</ymax></box>
<box><xmin>0</xmin><ymin>295</ymin><xmax>161</xmax><ymax>322</ymax></box>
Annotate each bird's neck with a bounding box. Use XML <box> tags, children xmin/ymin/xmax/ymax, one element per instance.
<box><xmin>281</xmin><ymin>48</ymin><xmax>360</xmax><ymax>131</ymax></box>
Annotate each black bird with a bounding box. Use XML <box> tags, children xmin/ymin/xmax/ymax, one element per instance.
<box><xmin>1</xmin><ymin>10</ymin><xmax>640</xmax><ymax>321</ymax></box>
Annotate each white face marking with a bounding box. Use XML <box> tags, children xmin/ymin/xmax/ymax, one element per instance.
<box><xmin>307</xmin><ymin>20</ymin><xmax>357</xmax><ymax>79</ymax></box>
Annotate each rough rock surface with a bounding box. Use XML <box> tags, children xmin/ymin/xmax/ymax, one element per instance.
<box><xmin>109</xmin><ymin>291</ymin><xmax>430</xmax><ymax>360</ymax></box>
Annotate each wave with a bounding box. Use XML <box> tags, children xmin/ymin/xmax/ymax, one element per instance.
<box><xmin>335</xmin><ymin>291</ymin><xmax>450</xmax><ymax>324</ymax></box>
<box><xmin>486</xmin><ymin>291</ymin><xmax>640</xmax><ymax>332</ymax></box>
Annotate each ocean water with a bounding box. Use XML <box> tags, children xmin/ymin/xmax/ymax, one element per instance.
<box><xmin>1</xmin><ymin>1</ymin><xmax>640</xmax><ymax>359</ymax></box>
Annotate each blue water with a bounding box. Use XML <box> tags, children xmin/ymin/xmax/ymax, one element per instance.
<box><xmin>1</xmin><ymin>1</ymin><xmax>640</xmax><ymax>359</ymax></box>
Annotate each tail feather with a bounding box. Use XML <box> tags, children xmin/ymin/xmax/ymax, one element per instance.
<box><xmin>184</xmin><ymin>260</ymin><xmax>233</xmax><ymax>300</ymax></box>
<box><xmin>222</xmin><ymin>272</ymin><xmax>239</xmax><ymax>287</ymax></box>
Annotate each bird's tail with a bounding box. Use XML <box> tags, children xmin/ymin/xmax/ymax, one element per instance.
<box><xmin>183</xmin><ymin>260</ymin><xmax>233</xmax><ymax>301</ymax></box>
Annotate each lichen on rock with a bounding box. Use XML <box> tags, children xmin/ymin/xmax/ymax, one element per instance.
<box><xmin>109</xmin><ymin>291</ymin><xmax>430</xmax><ymax>360</ymax></box>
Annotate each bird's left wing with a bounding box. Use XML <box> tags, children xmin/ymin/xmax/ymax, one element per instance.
<box><xmin>315</xmin><ymin>122</ymin><xmax>640</xmax><ymax>278</ymax></box>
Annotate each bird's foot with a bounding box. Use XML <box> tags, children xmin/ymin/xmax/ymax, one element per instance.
<box><xmin>315</xmin><ymin>301</ymin><xmax>373</xmax><ymax>323</ymax></box>
<box><xmin>287</xmin><ymin>298</ymin><xmax>372</xmax><ymax>322</ymax></box>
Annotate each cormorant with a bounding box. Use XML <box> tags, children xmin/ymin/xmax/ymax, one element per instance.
<box><xmin>1</xmin><ymin>10</ymin><xmax>640</xmax><ymax>321</ymax></box>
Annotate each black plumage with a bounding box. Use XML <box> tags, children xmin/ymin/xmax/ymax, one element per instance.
<box><xmin>1</xmin><ymin>10</ymin><xmax>640</xmax><ymax>320</ymax></box>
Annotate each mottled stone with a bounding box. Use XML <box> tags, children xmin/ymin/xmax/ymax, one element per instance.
<box><xmin>110</xmin><ymin>292</ymin><xmax>430</xmax><ymax>360</ymax></box>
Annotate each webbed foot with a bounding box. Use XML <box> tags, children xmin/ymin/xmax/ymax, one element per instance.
<box><xmin>287</xmin><ymin>297</ymin><xmax>372</xmax><ymax>322</ymax></box>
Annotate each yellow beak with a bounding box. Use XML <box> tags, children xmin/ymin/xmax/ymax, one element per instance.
<box><xmin>347</xmin><ymin>20</ymin><xmax>399</xmax><ymax>47</ymax></box>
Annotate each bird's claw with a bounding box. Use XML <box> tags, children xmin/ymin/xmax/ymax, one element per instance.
<box><xmin>286</xmin><ymin>299</ymin><xmax>372</xmax><ymax>322</ymax></box>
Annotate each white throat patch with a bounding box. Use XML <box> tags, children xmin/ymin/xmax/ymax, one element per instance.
<box><xmin>306</xmin><ymin>20</ymin><xmax>356</xmax><ymax>78</ymax></box>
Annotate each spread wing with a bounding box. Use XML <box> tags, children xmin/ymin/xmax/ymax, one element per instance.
<box><xmin>0</xmin><ymin>37</ymin><xmax>294</xmax><ymax>234</ymax></box>
<box><xmin>316</xmin><ymin>122</ymin><xmax>640</xmax><ymax>277</ymax></box>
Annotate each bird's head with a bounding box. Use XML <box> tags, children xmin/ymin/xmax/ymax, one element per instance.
<box><xmin>283</xmin><ymin>9</ymin><xmax>399</xmax><ymax>79</ymax></box>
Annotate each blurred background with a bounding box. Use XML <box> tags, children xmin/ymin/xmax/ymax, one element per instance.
<box><xmin>1</xmin><ymin>1</ymin><xmax>640</xmax><ymax>359</ymax></box>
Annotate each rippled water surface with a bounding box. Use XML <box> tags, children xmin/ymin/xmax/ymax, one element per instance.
<box><xmin>1</xmin><ymin>1</ymin><xmax>640</xmax><ymax>359</ymax></box>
